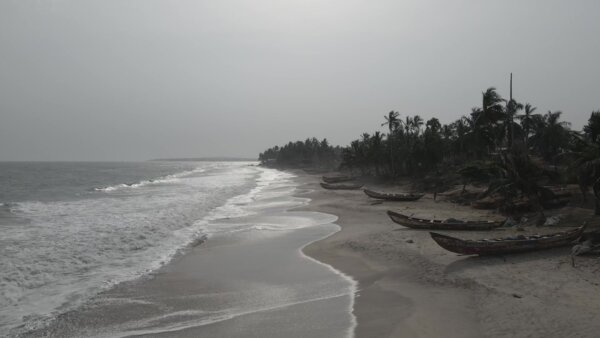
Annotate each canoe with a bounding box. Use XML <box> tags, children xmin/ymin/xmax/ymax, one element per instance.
<box><xmin>430</xmin><ymin>224</ymin><xmax>586</xmax><ymax>255</ymax></box>
<box><xmin>322</xmin><ymin>176</ymin><xmax>355</xmax><ymax>184</ymax></box>
<box><xmin>387</xmin><ymin>210</ymin><xmax>504</xmax><ymax>230</ymax></box>
<box><xmin>364</xmin><ymin>189</ymin><xmax>424</xmax><ymax>201</ymax></box>
<box><xmin>320</xmin><ymin>182</ymin><xmax>363</xmax><ymax>190</ymax></box>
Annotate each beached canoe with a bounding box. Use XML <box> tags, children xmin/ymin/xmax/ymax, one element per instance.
<box><xmin>387</xmin><ymin>210</ymin><xmax>504</xmax><ymax>230</ymax></box>
<box><xmin>322</xmin><ymin>175</ymin><xmax>355</xmax><ymax>184</ymax></box>
<box><xmin>364</xmin><ymin>189</ymin><xmax>424</xmax><ymax>201</ymax></box>
<box><xmin>320</xmin><ymin>182</ymin><xmax>363</xmax><ymax>190</ymax></box>
<box><xmin>430</xmin><ymin>224</ymin><xmax>586</xmax><ymax>255</ymax></box>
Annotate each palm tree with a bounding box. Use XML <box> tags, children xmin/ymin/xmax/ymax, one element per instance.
<box><xmin>531</xmin><ymin>111</ymin><xmax>571</xmax><ymax>163</ymax></box>
<box><xmin>412</xmin><ymin>115</ymin><xmax>424</xmax><ymax>136</ymax></box>
<box><xmin>403</xmin><ymin>116</ymin><xmax>412</xmax><ymax>135</ymax></box>
<box><xmin>478</xmin><ymin>87</ymin><xmax>505</xmax><ymax>125</ymax></box>
<box><xmin>423</xmin><ymin>118</ymin><xmax>443</xmax><ymax>171</ymax></box>
<box><xmin>463</xmin><ymin>112</ymin><xmax>493</xmax><ymax>158</ymax></box>
<box><xmin>381</xmin><ymin>111</ymin><xmax>400</xmax><ymax>133</ymax></box>
<box><xmin>517</xmin><ymin>103</ymin><xmax>539</xmax><ymax>153</ymax></box>
<box><xmin>477</xmin><ymin>87</ymin><xmax>505</xmax><ymax>152</ymax></box>
<box><xmin>504</xmin><ymin>99</ymin><xmax>523</xmax><ymax>150</ymax></box>
<box><xmin>370</xmin><ymin>131</ymin><xmax>385</xmax><ymax>175</ymax></box>
<box><xmin>583</xmin><ymin>110</ymin><xmax>600</xmax><ymax>143</ymax></box>
<box><xmin>485</xmin><ymin>149</ymin><xmax>554</xmax><ymax>218</ymax></box>
<box><xmin>382</xmin><ymin>111</ymin><xmax>400</xmax><ymax>175</ymax></box>
<box><xmin>568</xmin><ymin>135</ymin><xmax>600</xmax><ymax>214</ymax></box>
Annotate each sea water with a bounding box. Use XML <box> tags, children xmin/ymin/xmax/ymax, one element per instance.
<box><xmin>0</xmin><ymin>162</ymin><xmax>356</xmax><ymax>337</ymax></box>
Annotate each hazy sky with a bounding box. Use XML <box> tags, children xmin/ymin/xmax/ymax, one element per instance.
<box><xmin>1</xmin><ymin>0</ymin><xmax>598</xmax><ymax>161</ymax></box>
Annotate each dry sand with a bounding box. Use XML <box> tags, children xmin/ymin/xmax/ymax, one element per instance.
<box><xmin>298</xmin><ymin>172</ymin><xmax>600</xmax><ymax>338</ymax></box>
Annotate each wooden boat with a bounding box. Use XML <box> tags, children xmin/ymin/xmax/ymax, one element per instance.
<box><xmin>430</xmin><ymin>225</ymin><xmax>586</xmax><ymax>255</ymax></box>
<box><xmin>320</xmin><ymin>182</ymin><xmax>363</xmax><ymax>190</ymax></box>
<box><xmin>322</xmin><ymin>175</ymin><xmax>355</xmax><ymax>184</ymax></box>
<box><xmin>387</xmin><ymin>210</ymin><xmax>504</xmax><ymax>230</ymax></box>
<box><xmin>364</xmin><ymin>189</ymin><xmax>424</xmax><ymax>201</ymax></box>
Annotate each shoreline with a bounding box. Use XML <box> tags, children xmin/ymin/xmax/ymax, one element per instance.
<box><xmin>297</xmin><ymin>170</ymin><xmax>600</xmax><ymax>338</ymax></box>
<box><xmin>21</xmin><ymin>168</ymin><xmax>357</xmax><ymax>338</ymax></box>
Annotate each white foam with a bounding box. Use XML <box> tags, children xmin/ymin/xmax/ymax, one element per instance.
<box><xmin>1</xmin><ymin>163</ymin><xmax>257</xmax><ymax>335</ymax></box>
<box><xmin>3</xmin><ymin>164</ymin><xmax>357</xmax><ymax>338</ymax></box>
<box><xmin>93</xmin><ymin>168</ymin><xmax>207</xmax><ymax>192</ymax></box>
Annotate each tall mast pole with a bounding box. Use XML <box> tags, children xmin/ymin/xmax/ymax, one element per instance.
<box><xmin>510</xmin><ymin>72</ymin><xmax>513</xmax><ymax>101</ymax></box>
<box><xmin>509</xmin><ymin>73</ymin><xmax>514</xmax><ymax>150</ymax></box>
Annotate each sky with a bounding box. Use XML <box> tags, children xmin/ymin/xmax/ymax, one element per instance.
<box><xmin>0</xmin><ymin>0</ymin><xmax>598</xmax><ymax>161</ymax></box>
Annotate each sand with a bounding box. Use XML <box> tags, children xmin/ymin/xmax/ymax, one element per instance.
<box><xmin>22</xmin><ymin>172</ymin><xmax>356</xmax><ymax>338</ymax></box>
<box><xmin>298</xmin><ymin>171</ymin><xmax>600</xmax><ymax>338</ymax></box>
<box><xmin>21</xmin><ymin>169</ymin><xmax>600</xmax><ymax>338</ymax></box>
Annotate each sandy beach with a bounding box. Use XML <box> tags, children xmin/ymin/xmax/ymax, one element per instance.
<box><xmin>20</xmin><ymin>168</ymin><xmax>357</xmax><ymax>338</ymax></box>
<box><xmin>299</xmin><ymin>171</ymin><xmax>600</xmax><ymax>338</ymax></box>
<box><xmin>16</xmin><ymin>168</ymin><xmax>600</xmax><ymax>338</ymax></box>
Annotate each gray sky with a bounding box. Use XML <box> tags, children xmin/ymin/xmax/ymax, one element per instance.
<box><xmin>1</xmin><ymin>0</ymin><xmax>598</xmax><ymax>161</ymax></box>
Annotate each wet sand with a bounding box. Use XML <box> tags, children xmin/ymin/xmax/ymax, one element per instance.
<box><xmin>299</xmin><ymin>172</ymin><xmax>600</xmax><ymax>338</ymax></box>
<box><xmin>22</xmin><ymin>173</ymin><xmax>356</xmax><ymax>338</ymax></box>
<box><xmin>26</xmin><ymin>222</ymin><xmax>355</xmax><ymax>338</ymax></box>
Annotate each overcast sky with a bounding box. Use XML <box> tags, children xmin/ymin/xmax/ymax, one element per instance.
<box><xmin>1</xmin><ymin>0</ymin><xmax>598</xmax><ymax>161</ymax></box>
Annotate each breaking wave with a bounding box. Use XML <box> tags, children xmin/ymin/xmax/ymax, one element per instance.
<box><xmin>93</xmin><ymin>168</ymin><xmax>206</xmax><ymax>192</ymax></box>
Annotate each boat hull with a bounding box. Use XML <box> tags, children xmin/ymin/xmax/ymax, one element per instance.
<box><xmin>322</xmin><ymin>176</ymin><xmax>355</xmax><ymax>184</ymax></box>
<box><xmin>387</xmin><ymin>210</ymin><xmax>503</xmax><ymax>230</ymax></box>
<box><xmin>364</xmin><ymin>189</ymin><xmax>424</xmax><ymax>201</ymax></box>
<box><xmin>430</xmin><ymin>225</ymin><xmax>585</xmax><ymax>255</ymax></box>
<box><xmin>320</xmin><ymin>182</ymin><xmax>363</xmax><ymax>190</ymax></box>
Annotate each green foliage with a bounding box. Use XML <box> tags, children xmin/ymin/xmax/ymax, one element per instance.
<box><xmin>584</xmin><ymin>111</ymin><xmax>600</xmax><ymax>143</ymax></box>
<box><xmin>458</xmin><ymin>160</ymin><xmax>500</xmax><ymax>185</ymax></box>
<box><xmin>529</xmin><ymin>111</ymin><xmax>572</xmax><ymax>162</ymax></box>
<box><xmin>259</xmin><ymin>138</ymin><xmax>341</xmax><ymax>169</ymax></box>
<box><xmin>258</xmin><ymin>88</ymin><xmax>596</xmax><ymax>207</ymax></box>
<box><xmin>484</xmin><ymin>150</ymin><xmax>555</xmax><ymax>207</ymax></box>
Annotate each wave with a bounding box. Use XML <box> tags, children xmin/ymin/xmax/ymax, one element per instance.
<box><xmin>0</xmin><ymin>202</ymin><xmax>20</xmax><ymax>214</ymax></box>
<box><xmin>3</xmin><ymin>165</ymin><xmax>334</xmax><ymax>336</ymax></box>
<box><xmin>93</xmin><ymin>168</ymin><xmax>206</xmax><ymax>192</ymax></box>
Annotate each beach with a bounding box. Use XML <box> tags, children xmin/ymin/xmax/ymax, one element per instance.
<box><xmin>299</xmin><ymin>171</ymin><xmax>600</xmax><ymax>338</ymax></box>
<box><xmin>12</xmin><ymin>166</ymin><xmax>600</xmax><ymax>337</ymax></box>
<box><xmin>17</xmin><ymin>165</ymin><xmax>357</xmax><ymax>338</ymax></box>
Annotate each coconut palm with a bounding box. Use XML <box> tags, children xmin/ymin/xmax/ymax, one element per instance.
<box><xmin>369</xmin><ymin>131</ymin><xmax>386</xmax><ymax>175</ymax></box>
<box><xmin>485</xmin><ymin>149</ymin><xmax>554</xmax><ymax>217</ymax></box>
<box><xmin>403</xmin><ymin>116</ymin><xmax>412</xmax><ymax>135</ymax></box>
<box><xmin>504</xmin><ymin>99</ymin><xmax>523</xmax><ymax>149</ymax></box>
<box><xmin>583</xmin><ymin>110</ymin><xmax>600</xmax><ymax>143</ymax></box>
<box><xmin>530</xmin><ymin>111</ymin><xmax>571</xmax><ymax>163</ymax></box>
<box><xmin>382</xmin><ymin>111</ymin><xmax>400</xmax><ymax>174</ymax></box>
<box><xmin>412</xmin><ymin>115</ymin><xmax>424</xmax><ymax>136</ymax></box>
<box><xmin>517</xmin><ymin>103</ymin><xmax>539</xmax><ymax>153</ymax></box>
<box><xmin>381</xmin><ymin>111</ymin><xmax>400</xmax><ymax>133</ymax></box>
<box><xmin>568</xmin><ymin>134</ymin><xmax>600</xmax><ymax>213</ymax></box>
<box><xmin>476</xmin><ymin>87</ymin><xmax>505</xmax><ymax>125</ymax></box>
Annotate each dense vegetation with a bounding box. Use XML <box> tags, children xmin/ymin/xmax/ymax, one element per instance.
<box><xmin>259</xmin><ymin>138</ymin><xmax>342</xmax><ymax>169</ymax></box>
<box><xmin>259</xmin><ymin>87</ymin><xmax>600</xmax><ymax>214</ymax></box>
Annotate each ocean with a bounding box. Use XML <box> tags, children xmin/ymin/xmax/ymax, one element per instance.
<box><xmin>0</xmin><ymin>161</ymin><xmax>355</xmax><ymax>337</ymax></box>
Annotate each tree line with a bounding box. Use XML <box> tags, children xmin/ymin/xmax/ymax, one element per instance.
<box><xmin>259</xmin><ymin>138</ymin><xmax>342</xmax><ymax>169</ymax></box>
<box><xmin>259</xmin><ymin>87</ymin><xmax>600</xmax><ymax>213</ymax></box>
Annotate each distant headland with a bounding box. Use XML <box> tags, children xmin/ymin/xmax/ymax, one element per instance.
<box><xmin>150</xmin><ymin>157</ymin><xmax>258</xmax><ymax>162</ymax></box>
